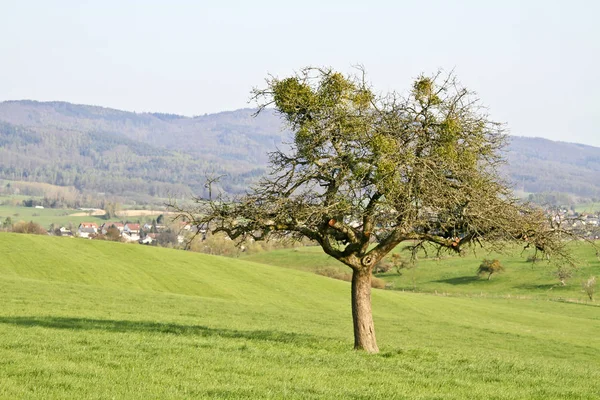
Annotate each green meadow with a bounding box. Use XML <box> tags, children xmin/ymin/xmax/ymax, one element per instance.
<box><xmin>0</xmin><ymin>233</ymin><xmax>599</xmax><ymax>399</ymax></box>
<box><xmin>0</xmin><ymin>204</ymin><xmax>163</xmax><ymax>229</ymax></box>
<box><xmin>244</xmin><ymin>244</ymin><xmax>600</xmax><ymax>301</ymax></box>
<box><xmin>0</xmin><ymin>204</ymin><xmax>102</xmax><ymax>228</ymax></box>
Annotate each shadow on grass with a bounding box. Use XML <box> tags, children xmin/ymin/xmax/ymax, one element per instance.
<box><xmin>516</xmin><ymin>283</ymin><xmax>557</xmax><ymax>291</ymax></box>
<box><xmin>0</xmin><ymin>316</ymin><xmax>326</xmax><ymax>348</ymax></box>
<box><xmin>433</xmin><ymin>276</ymin><xmax>480</xmax><ymax>285</ymax></box>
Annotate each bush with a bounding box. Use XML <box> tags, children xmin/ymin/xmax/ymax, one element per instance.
<box><xmin>391</xmin><ymin>253</ymin><xmax>413</xmax><ymax>275</ymax></box>
<box><xmin>11</xmin><ymin>221</ymin><xmax>47</xmax><ymax>235</ymax></box>
<box><xmin>582</xmin><ymin>276</ymin><xmax>596</xmax><ymax>301</ymax></box>
<box><xmin>477</xmin><ymin>259</ymin><xmax>504</xmax><ymax>280</ymax></box>
<box><xmin>555</xmin><ymin>266</ymin><xmax>574</xmax><ymax>286</ymax></box>
<box><xmin>371</xmin><ymin>277</ymin><xmax>387</xmax><ymax>289</ymax></box>
<box><xmin>373</xmin><ymin>259</ymin><xmax>392</xmax><ymax>274</ymax></box>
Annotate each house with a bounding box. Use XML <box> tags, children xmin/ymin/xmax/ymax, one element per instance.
<box><xmin>139</xmin><ymin>235</ymin><xmax>153</xmax><ymax>245</ymax></box>
<box><xmin>78</xmin><ymin>222</ymin><xmax>98</xmax><ymax>238</ymax></box>
<box><xmin>58</xmin><ymin>227</ymin><xmax>73</xmax><ymax>237</ymax></box>
<box><xmin>123</xmin><ymin>223</ymin><xmax>141</xmax><ymax>242</ymax></box>
<box><xmin>124</xmin><ymin>223</ymin><xmax>140</xmax><ymax>234</ymax></box>
<box><xmin>101</xmin><ymin>222</ymin><xmax>124</xmax><ymax>235</ymax></box>
<box><xmin>178</xmin><ymin>221</ymin><xmax>193</xmax><ymax>231</ymax></box>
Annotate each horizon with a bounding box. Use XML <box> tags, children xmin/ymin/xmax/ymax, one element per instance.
<box><xmin>1</xmin><ymin>98</ymin><xmax>598</xmax><ymax>150</ymax></box>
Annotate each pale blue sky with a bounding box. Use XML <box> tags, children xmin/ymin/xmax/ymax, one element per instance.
<box><xmin>1</xmin><ymin>0</ymin><xmax>598</xmax><ymax>146</ymax></box>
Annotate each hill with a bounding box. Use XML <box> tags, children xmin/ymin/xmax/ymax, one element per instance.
<box><xmin>0</xmin><ymin>233</ymin><xmax>598</xmax><ymax>398</ymax></box>
<box><xmin>243</xmin><ymin>243</ymin><xmax>600</xmax><ymax>301</ymax></box>
<box><xmin>1</xmin><ymin>100</ymin><xmax>600</xmax><ymax>201</ymax></box>
<box><xmin>0</xmin><ymin>101</ymin><xmax>286</xmax><ymax>199</ymax></box>
<box><xmin>506</xmin><ymin>137</ymin><xmax>600</xmax><ymax>197</ymax></box>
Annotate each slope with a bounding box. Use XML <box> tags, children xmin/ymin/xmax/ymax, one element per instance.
<box><xmin>243</xmin><ymin>243</ymin><xmax>600</xmax><ymax>301</ymax></box>
<box><xmin>0</xmin><ymin>233</ymin><xmax>598</xmax><ymax>399</ymax></box>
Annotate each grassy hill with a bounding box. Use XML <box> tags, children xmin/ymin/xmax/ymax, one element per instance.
<box><xmin>243</xmin><ymin>244</ymin><xmax>600</xmax><ymax>301</ymax></box>
<box><xmin>0</xmin><ymin>233</ymin><xmax>599</xmax><ymax>399</ymax></box>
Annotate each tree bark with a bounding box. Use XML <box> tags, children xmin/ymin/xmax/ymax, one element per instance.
<box><xmin>351</xmin><ymin>268</ymin><xmax>379</xmax><ymax>353</ymax></box>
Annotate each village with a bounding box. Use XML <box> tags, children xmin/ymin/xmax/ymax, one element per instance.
<box><xmin>55</xmin><ymin>219</ymin><xmax>203</xmax><ymax>246</ymax></box>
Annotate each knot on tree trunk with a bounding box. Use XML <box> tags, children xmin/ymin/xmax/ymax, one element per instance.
<box><xmin>361</xmin><ymin>255</ymin><xmax>375</xmax><ymax>267</ymax></box>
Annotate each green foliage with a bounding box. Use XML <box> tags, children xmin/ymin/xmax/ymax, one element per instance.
<box><xmin>477</xmin><ymin>259</ymin><xmax>505</xmax><ymax>280</ymax></box>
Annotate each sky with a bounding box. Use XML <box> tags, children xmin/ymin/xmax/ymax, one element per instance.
<box><xmin>1</xmin><ymin>0</ymin><xmax>599</xmax><ymax>146</ymax></box>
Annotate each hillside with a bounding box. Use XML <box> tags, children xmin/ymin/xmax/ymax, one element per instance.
<box><xmin>243</xmin><ymin>244</ymin><xmax>600</xmax><ymax>301</ymax></box>
<box><xmin>0</xmin><ymin>233</ymin><xmax>599</xmax><ymax>398</ymax></box>
<box><xmin>1</xmin><ymin>100</ymin><xmax>600</xmax><ymax>200</ymax></box>
<box><xmin>0</xmin><ymin>101</ymin><xmax>286</xmax><ymax>198</ymax></box>
<box><xmin>506</xmin><ymin>137</ymin><xmax>600</xmax><ymax>197</ymax></box>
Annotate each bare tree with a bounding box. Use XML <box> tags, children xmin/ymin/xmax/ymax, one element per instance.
<box><xmin>172</xmin><ymin>67</ymin><xmax>579</xmax><ymax>353</ymax></box>
<box><xmin>582</xmin><ymin>276</ymin><xmax>596</xmax><ymax>301</ymax></box>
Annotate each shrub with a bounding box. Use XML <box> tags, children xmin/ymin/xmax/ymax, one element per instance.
<box><xmin>582</xmin><ymin>276</ymin><xmax>596</xmax><ymax>301</ymax></box>
<box><xmin>391</xmin><ymin>253</ymin><xmax>413</xmax><ymax>275</ymax></box>
<box><xmin>477</xmin><ymin>259</ymin><xmax>504</xmax><ymax>280</ymax></box>
<box><xmin>11</xmin><ymin>221</ymin><xmax>47</xmax><ymax>235</ymax></box>
<box><xmin>373</xmin><ymin>259</ymin><xmax>392</xmax><ymax>274</ymax></box>
<box><xmin>371</xmin><ymin>277</ymin><xmax>387</xmax><ymax>289</ymax></box>
<box><xmin>554</xmin><ymin>266</ymin><xmax>574</xmax><ymax>286</ymax></box>
<box><xmin>105</xmin><ymin>226</ymin><xmax>123</xmax><ymax>242</ymax></box>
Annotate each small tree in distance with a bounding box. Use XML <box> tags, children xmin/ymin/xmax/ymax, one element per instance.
<box><xmin>477</xmin><ymin>259</ymin><xmax>505</xmax><ymax>280</ymax></box>
<box><xmin>582</xmin><ymin>276</ymin><xmax>596</xmax><ymax>301</ymax></box>
<box><xmin>172</xmin><ymin>67</ymin><xmax>579</xmax><ymax>353</ymax></box>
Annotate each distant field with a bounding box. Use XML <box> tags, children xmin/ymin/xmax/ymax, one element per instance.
<box><xmin>0</xmin><ymin>233</ymin><xmax>598</xmax><ymax>399</ymax></box>
<box><xmin>0</xmin><ymin>204</ymin><xmax>171</xmax><ymax>228</ymax></box>
<box><xmin>244</xmin><ymin>242</ymin><xmax>600</xmax><ymax>301</ymax></box>
<box><xmin>575</xmin><ymin>202</ymin><xmax>600</xmax><ymax>213</ymax></box>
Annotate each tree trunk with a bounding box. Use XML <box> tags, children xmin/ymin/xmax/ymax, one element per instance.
<box><xmin>351</xmin><ymin>268</ymin><xmax>379</xmax><ymax>353</ymax></box>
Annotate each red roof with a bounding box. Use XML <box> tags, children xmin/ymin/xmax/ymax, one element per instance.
<box><xmin>125</xmin><ymin>223</ymin><xmax>140</xmax><ymax>230</ymax></box>
<box><xmin>80</xmin><ymin>223</ymin><xmax>98</xmax><ymax>228</ymax></box>
<box><xmin>102</xmin><ymin>222</ymin><xmax>124</xmax><ymax>228</ymax></box>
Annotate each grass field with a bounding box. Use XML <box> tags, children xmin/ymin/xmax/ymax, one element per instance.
<box><xmin>0</xmin><ymin>233</ymin><xmax>599</xmax><ymax>399</ymax></box>
<box><xmin>575</xmin><ymin>202</ymin><xmax>600</xmax><ymax>213</ymax></box>
<box><xmin>0</xmin><ymin>204</ymin><xmax>103</xmax><ymax>227</ymax></box>
<box><xmin>244</xmin><ymin>243</ymin><xmax>600</xmax><ymax>301</ymax></box>
<box><xmin>0</xmin><ymin>204</ymin><xmax>168</xmax><ymax>229</ymax></box>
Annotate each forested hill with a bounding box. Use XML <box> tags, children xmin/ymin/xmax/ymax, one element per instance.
<box><xmin>0</xmin><ymin>101</ymin><xmax>287</xmax><ymax>198</ymax></box>
<box><xmin>0</xmin><ymin>100</ymin><xmax>599</xmax><ymax>200</ymax></box>
<box><xmin>506</xmin><ymin>137</ymin><xmax>600</xmax><ymax>197</ymax></box>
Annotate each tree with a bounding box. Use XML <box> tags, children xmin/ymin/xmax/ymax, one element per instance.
<box><xmin>172</xmin><ymin>67</ymin><xmax>577</xmax><ymax>353</ymax></box>
<box><xmin>104</xmin><ymin>201</ymin><xmax>120</xmax><ymax>220</ymax></box>
<box><xmin>105</xmin><ymin>226</ymin><xmax>122</xmax><ymax>241</ymax></box>
<box><xmin>477</xmin><ymin>259</ymin><xmax>505</xmax><ymax>280</ymax></box>
<box><xmin>554</xmin><ymin>265</ymin><xmax>574</xmax><ymax>286</ymax></box>
<box><xmin>582</xmin><ymin>276</ymin><xmax>596</xmax><ymax>301</ymax></box>
<box><xmin>1</xmin><ymin>216</ymin><xmax>12</xmax><ymax>230</ymax></box>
